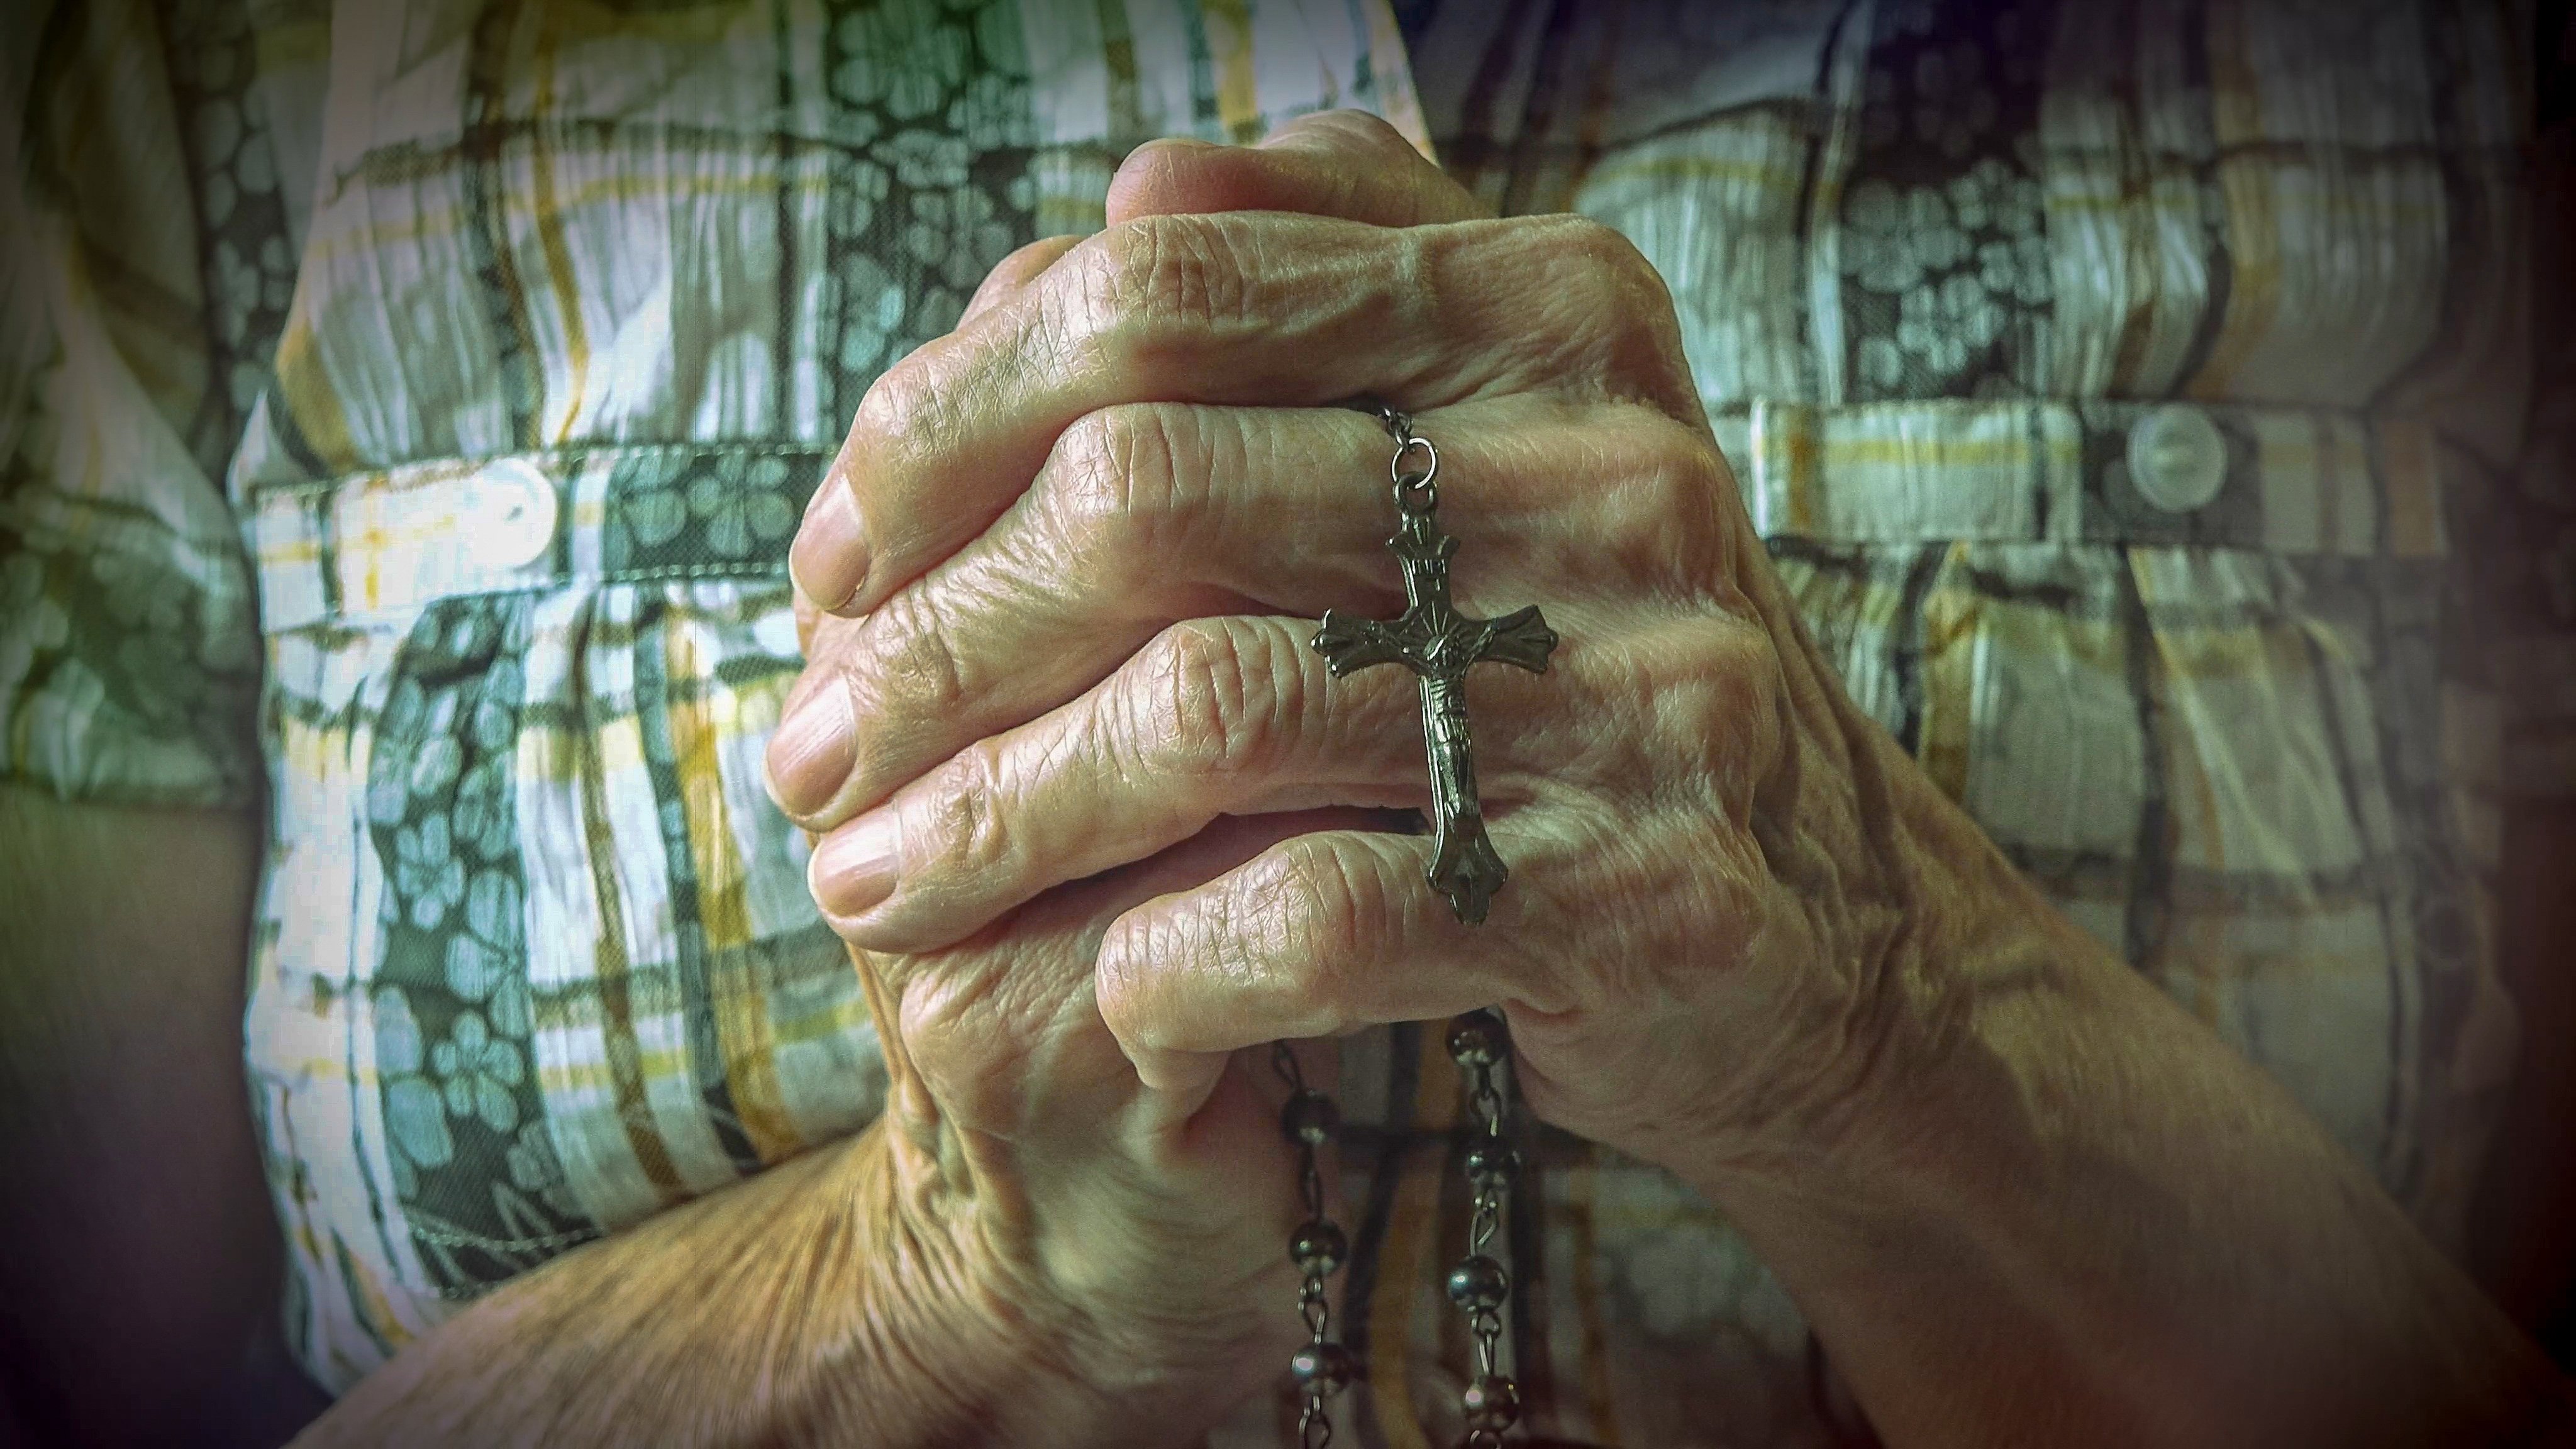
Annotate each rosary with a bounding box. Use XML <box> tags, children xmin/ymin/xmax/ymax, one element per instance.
<box><xmin>1275</xmin><ymin>406</ymin><xmax>1558</xmax><ymax>1447</ymax></box>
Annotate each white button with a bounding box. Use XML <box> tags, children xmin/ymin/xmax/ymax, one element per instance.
<box><xmin>2126</xmin><ymin>404</ymin><xmax>2228</xmax><ymax>514</ymax></box>
<box><xmin>462</xmin><ymin>458</ymin><xmax>558</xmax><ymax>571</ymax></box>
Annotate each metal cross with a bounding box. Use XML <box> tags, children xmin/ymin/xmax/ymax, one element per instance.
<box><xmin>1310</xmin><ymin>413</ymin><xmax>1557</xmax><ymax>924</ymax></box>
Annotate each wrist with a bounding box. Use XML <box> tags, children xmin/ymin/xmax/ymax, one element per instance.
<box><xmin>1675</xmin><ymin>743</ymin><xmax>2131</xmax><ymax>1265</ymax></box>
<box><xmin>1672</xmin><ymin>587</ymin><xmax>2114</xmax><ymax>1219</ymax></box>
<box><xmin>860</xmin><ymin>1119</ymin><xmax>1252</xmax><ymax>1449</ymax></box>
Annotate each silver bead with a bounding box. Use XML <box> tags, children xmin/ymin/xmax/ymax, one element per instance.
<box><xmin>1445</xmin><ymin>1255</ymin><xmax>1509</xmax><ymax>1312</ymax></box>
<box><xmin>1280</xmin><ymin>1090</ymin><xmax>1340</xmax><ymax>1146</ymax></box>
<box><xmin>1461</xmin><ymin>1375</ymin><xmax>1521</xmax><ymax>1431</ymax></box>
<box><xmin>1290</xmin><ymin>1341</ymin><xmax>1358</xmax><ymax>1396</ymax></box>
<box><xmin>1445</xmin><ymin>1011</ymin><xmax>1509</xmax><ymax>1068</ymax></box>
<box><xmin>1462</xmin><ymin>1134</ymin><xmax>1519</xmax><ymax>1190</ymax></box>
<box><xmin>1289</xmin><ymin>1219</ymin><xmax>1348</xmax><ymax>1276</ymax></box>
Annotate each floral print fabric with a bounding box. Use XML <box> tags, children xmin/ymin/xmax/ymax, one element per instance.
<box><xmin>8</xmin><ymin>0</ymin><xmax>1426</xmax><ymax>1399</ymax></box>
<box><xmin>1840</xmin><ymin>0</ymin><xmax>2058</xmax><ymax>400</ymax></box>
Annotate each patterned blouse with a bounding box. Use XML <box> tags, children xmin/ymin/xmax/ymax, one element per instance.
<box><xmin>2</xmin><ymin>0</ymin><xmax>2566</xmax><ymax>1444</ymax></box>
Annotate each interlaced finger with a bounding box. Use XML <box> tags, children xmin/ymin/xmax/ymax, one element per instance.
<box><xmin>1091</xmin><ymin>827</ymin><xmax>1562</xmax><ymax>1095</ymax></box>
<box><xmin>768</xmin><ymin>397</ymin><xmax>1736</xmax><ymax>832</ymax></box>
<box><xmin>796</xmin><ymin>592</ymin><xmax>1758</xmax><ymax>960</ymax></box>
<box><xmin>802</xmin><ymin>609</ymin><xmax>1658</xmax><ymax>955</ymax></box>
<box><xmin>788</xmin><ymin>208</ymin><xmax>1701</xmax><ymax>619</ymax></box>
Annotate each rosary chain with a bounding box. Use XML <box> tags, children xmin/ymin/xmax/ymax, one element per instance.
<box><xmin>1274</xmin><ymin>1041</ymin><xmax>1353</xmax><ymax>1449</ymax></box>
<box><xmin>1285</xmin><ymin>404</ymin><xmax>1529</xmax><ymax>1446</ymax></box>
<box><xmin>1445</xmin><ymin>1010</ymin><xmax>1524</xmax><ymax>1448</ymax></box>
<box><xmin>1375</xmin><ymin>406</ymin><xmax>1441</xmax><ymax>515</ymax></box>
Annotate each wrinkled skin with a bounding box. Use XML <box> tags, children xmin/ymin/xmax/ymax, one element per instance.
<box><xmin>767</xmin><ymin>111</ymin><xmax>1994</xmax><ymax>1430</ymax></box>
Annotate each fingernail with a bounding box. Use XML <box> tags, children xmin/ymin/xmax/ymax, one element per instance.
<box><xmin>764</xmin><ymin>680</ymin><xmax>855</xmax><ymax>820</ymax></box>
<box><xmin>810</xmin><ymin>810</ymin><xmax>902</xmax><ymax>919</ymax></box>
<box><xmin>791</xmin><ymin>477</ymin><xmax>870</xmax><ymax>614</ymax></box>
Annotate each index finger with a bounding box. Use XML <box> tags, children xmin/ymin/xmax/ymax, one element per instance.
<box><xmin>789</xmin><ymin>208</ymin><xmax>1691</xmax><ymax>616</ymax></box>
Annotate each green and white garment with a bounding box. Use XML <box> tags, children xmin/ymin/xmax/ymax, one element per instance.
<box><xmin>3</xmin><ymin>0</ymin><xmax>2567</xmax><ymax>1444</ymax></box>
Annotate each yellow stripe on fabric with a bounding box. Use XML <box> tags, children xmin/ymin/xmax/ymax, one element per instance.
<box><xmin>333</xmin><ymin>1236</ymin><xmax>414</xmax><ymax>1357</ymax></box>
<box><xmin>1200</xmin><ymin>0</ymin><xmax>1261</xmax><ymax>143</ymax></box>
<box><xmin>272</xmin><ymin>322</ymin><xmax>363</xmax><ymax>476</ymax></box>
<box><xmin>536</xmin><ymin>1040</ymin><xmax>725</xmax><ymax>1092</ymax></box>
<box><xmin>1818</xmin><ymin>435</ymin><xmax>2039</xmax><ymax>469</ymax></box>
<box><xmin>1097</xmin><ymin>0</ymin><xmax>1143</xmax><ymax>142</ymax></box>
<box><xmin>1916</xmin><ymin>543</ymin><xmax>1975</xmax><ymax>806</ymax></box>
<box><xmin>528</xmin><ymin>9</ymin><xmax>591</xmax><ymax>445</ymax></box>
<box><xmin>579</xmin><ymin>716</ymin><xmax>688</xmax><ymax>1201</ymax></box>
<box><xmin>2188</xmin><ymin>1</ymin><xmax>2277</xmax><ymax>402</ymax></box>
<box><xmin>1780</xmin><ymin>414</ymin><xmax>1819</xmax><ymax>535</ymax></box>
<box><xmin>769</xmin><ymin>993</ymin><xmax>875</xmax><ymax>1047</ymax></box>
<box><xmin>341</xmin><ymin>504</ymin><xmax>398</xmax><ymax>616</ymax></box>
<box><xmin>309</xmin><ymin>170</ymin><xmax>820</xmax><ymax>265</ymax></box>
<box><xmin>668</xmin><ymin>635</ymin><xmax>800</xmax><ymax>1163</ymax></box>
<box><xmin>1362</xmin><ymin>0</ymin><xmax>1433</xmax><ymax>158</ymax></box>
<box><xmin>1367</xmin><ymin>1030</ymin><xmax>1458</xmax><ymax>1449</ymax></box>
<box><xmin>2130</xmin><ymin>553</ymin><xmax>2233</xmax><ymax>885</ymax></box>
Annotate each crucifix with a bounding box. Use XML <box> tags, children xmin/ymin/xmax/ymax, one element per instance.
<box><xmin>1308</xmin><ymin>409</ymin><xmax>1558</xmax><ymax>926</ymax></box>
<box><xmin>1284</xmin><ymin>408</ymin><xmax>1551</xmax><ymax>1449</ymax></box>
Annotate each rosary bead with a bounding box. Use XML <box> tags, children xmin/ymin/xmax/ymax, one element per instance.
<box><xmin>1462</xmin><ymin>1134</ymin><xmax>1519</xmax><ymax>1190</ymax></box>
<box><xmin>1445</xmin><ymin>1011</ymin><xmax>1509</xmax><ymax>1069</ymax></box>
<box><xmin>1289</xmin><ymin>1219</ymin><xmax>1348</xmax><ymax>1276</ymax></box>
<box><xmin>1280</xmin><ymin>1090</ymin><xmax>1341</xmax><ymax>1146</ymax></box>
<box><xmin>1445</xmin><ymin>1255</ymin><xmax>1510</xmax><ymax>1312</ymax></box>
<box><xmin>1460</xmin><ymin>1375</ymin><xmax>1522</xmax><ymax>1431</ymax></box>
<box><xmin>1290</xmin><ymin>1341</ymin><xmax>1358</xmax><ymax>1396</ymax></box>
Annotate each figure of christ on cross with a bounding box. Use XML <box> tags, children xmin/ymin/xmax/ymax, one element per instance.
<box><xmin>1311</xmin><ymin>493</ymin><xmax>1558</xmax><ymax>925</ymax></box>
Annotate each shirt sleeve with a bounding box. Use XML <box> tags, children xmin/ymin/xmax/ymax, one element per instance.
<box><xmin>1</xmin><ymin>0</ymin><xmax>264</xmax><ymax>810</ymax></box>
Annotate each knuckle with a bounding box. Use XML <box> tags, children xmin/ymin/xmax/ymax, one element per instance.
<box><xmin>1638</xmin><ymin>623</ymin><xmax>1784</xmax><ymax>806</ymax></box>
<box><xmin>921</xmin><ymin>738</ymin><xmax>1015</xmax><ymax>879</ymax></box>
<box><xmin>1519</xmin><ymin>216</ymin><xmax>1692</xmax><ymax>400</ymax></box>
<box><xmin>1548</xmin><ymin>214</ymin><xmax>1663</xmax><ymax>304</ymax></box>
<box><xmin>1312</xmin><ymin>108</ymin><xmax>1413</xmax><ymax>157</ymax></box>
<box><xmin>1625</xmin><ymin>415</ymin><xmax>1735</xmax><ymax>552</ymax></box>
<box><xmin>1091</xmin><ymin>213</ymin><xmax>1254</xmax><ymax>345</ymax></box>
<box><xmin>853</xmin><ymin>349</ymin><xmax>944</xmax><ymax>453</ymax></box>
<box><xmin>1043</xmin><ymin>403</ymin><xmax>1196</xmax><ymax>550</ymax></box>
<box><xmin>1134</xmin><ymin>619</ymin><xmax>1287</xmax><ymax>782</ymax></box>
<box><xmin>1095</xmin><ymin>911</ymin><xmax>1187</xmax><ymax>1052</ymax></box>
<box><xmin>1091</xmin><ymin>918</ymin><xmax>1147</xmax><ymax>1038</ymax></box>
<box><xmin>858</xmin><ymin>587</ymin><xmax>972</xmax><ymax>722</ymax></box>
<box><xmin>1242</xmin><ymin>840</ymin><xmax>1379</xmax><ymax>1007</ymax></box>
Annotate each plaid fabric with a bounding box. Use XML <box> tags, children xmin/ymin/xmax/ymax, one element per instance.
<box><xmin>2</xmin><ymin>0</ymin><xmax>2563</xmax><ymax>1443</ymax></box>
<box><xmin>1295</xmin><ymin>3</ymin><xmax>2548</xmax><ymax>1445</ymax></box>
<box><xmin>8</xmin><ymin>0</ymin><xmax>1428</xmax><ymax>1399</ymax></box>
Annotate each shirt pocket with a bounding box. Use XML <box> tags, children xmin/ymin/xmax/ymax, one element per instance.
<box><xmin>1736</xmin><ymin>394</ymin><xmax>2482</xmax><ymax>1215</ymax></box>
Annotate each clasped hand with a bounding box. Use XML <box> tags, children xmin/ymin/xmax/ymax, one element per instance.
<box><xmin>763</xmin><ymin>112</ymin><xmax>1998</xmax><ymax>1440</ymax></box>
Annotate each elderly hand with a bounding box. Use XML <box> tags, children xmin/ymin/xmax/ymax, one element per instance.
<box><xmin>774</xmin><ymin>112</ymin><xmax>2004</xmax><ymax>1179</ymax></box>
<box><xmin>765</xmin><ymin>112</ymin><xmax>2576</xmax><ymax>1449</ymax></box>
<box><xmin>764</xmin><ymin>111</ymin><xmax>2053</xmax><ymax>1441</ymax></box>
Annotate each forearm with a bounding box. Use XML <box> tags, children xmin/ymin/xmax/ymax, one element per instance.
<box><xmin>296</xmin><ymin>1116</ymin><xmax>1159</xmax><ymax>1449</ymax></box>
<box><xmin>1694</xmin><ymin>741</ymin><xmax>2568</xmax><ymax>1446</ymax></box>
